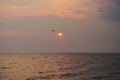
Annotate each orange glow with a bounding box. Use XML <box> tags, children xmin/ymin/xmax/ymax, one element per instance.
<box><xmin>1</xmin><ymin>0</ymin><xmax>102</xmax><ymax>19</ymax></box>
<box><xmin>58</xmin><ymin>32</ymin><xmax>63</xmax><ymax>37</ymax></box>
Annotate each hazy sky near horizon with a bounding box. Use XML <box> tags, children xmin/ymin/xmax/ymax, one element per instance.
<box><xmin>0</xmin><ymin>0</ymin><xmax>120</xmax><ymax>53</ymax></box>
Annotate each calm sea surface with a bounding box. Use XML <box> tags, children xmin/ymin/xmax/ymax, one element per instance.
<box><xmin>0</xmin><ymin>53</ymin><xmax>120</xmax><ymax>80</ymax></box>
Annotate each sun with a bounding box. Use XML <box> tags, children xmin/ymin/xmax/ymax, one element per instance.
<box><xmin>57</xmin><ymin>32</ymin><xmax>63</xmax><ymax>37</ymax></box>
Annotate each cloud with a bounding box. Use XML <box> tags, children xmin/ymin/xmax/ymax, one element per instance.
<box><xmin>1</xmin><ymin>0</ymin><xmax>103</xmax><ymax>19</ymax></box>
<box><xmin>100</xmin><ymin>0</ymin><xmax>120</xmax><ymax>22</ymax></box>
<box><xmin>0</xmin><ymin>29</ymin><xmax>34</xmax><ymax>37</ymax></box>
<box><xmin>1</xmin><ymin>0</ymin><xmax>120</xmax><ymax>20</ymax></box>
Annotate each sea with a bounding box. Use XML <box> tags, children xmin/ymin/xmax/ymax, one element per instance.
<box><xmin>0</xmin><ymin>53</ymin><xmax>120</xmax><ymax>80</ymax></box>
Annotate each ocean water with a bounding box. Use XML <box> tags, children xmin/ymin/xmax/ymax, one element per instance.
<box><xmin>0</xmin><ymin>53</ymin><xmax>120</xmax><ymax>80</ymax></box>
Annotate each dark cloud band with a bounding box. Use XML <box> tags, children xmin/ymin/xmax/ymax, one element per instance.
<box><xmin>100</xmin><ymin>0</ymin><xmax>120</xmax><ymax>22</ymax></box>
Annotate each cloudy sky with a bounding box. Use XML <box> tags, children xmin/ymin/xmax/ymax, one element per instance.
<box><xmin>0</xmin><ymin>0</ymin><xmax>120</xmax><ymax>53</ymax></box>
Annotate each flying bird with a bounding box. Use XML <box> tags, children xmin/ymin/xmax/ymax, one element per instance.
<box><xmin>50</xmin><ymin>29</ymin><xmax>55</xmax><ymax>32</ymax></box>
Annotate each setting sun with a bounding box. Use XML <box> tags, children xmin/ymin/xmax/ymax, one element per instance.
<box><xmin>58</xmin><ymin>32</ymin><xmax>63</xmax><ymax>37</ymax></box>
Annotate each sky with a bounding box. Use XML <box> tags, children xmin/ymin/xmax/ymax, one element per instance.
<box><xmin>0</xmin><ymin>0</ymin><xmax>120</xmax><ymax>53</ymax></box>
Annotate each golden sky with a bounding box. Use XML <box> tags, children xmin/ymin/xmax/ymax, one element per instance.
<box><xmin>0</xmin><ymin>0</ymin><xmax>112</xmax><ymax>18</ymax></box>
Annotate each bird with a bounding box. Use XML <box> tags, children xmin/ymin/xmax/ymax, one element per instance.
<box><xmin>50</xmin><ymin>29</ymin><xmax>55</xmax><ymax>32</ymax></box>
